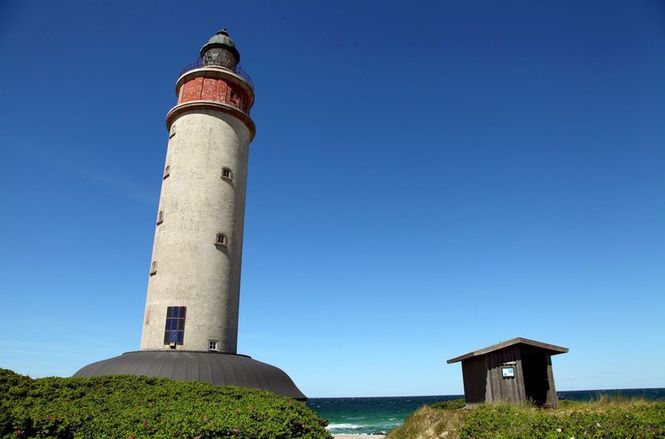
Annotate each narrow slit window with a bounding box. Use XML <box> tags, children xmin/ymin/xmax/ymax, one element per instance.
<box><xmin>156</xmin><ymin>210</ymin><xmax>164</xmax><ymax>225</ymax></box>
<box><xmin>230</xmin><ymin>90</ymin><xmax>240</xmax><ymax>107</ymax></box>
<box><xmin>208</xmin><ymin>340</ymin><xmax>218</xmax><ymax>351</ymax></box>
<box><xmin>150</xmin><ymin>261</ymin><xmax>157</xmax><ymax>276</ymax></box>
<box><xmin>169</xmin><ymin>124</ymin><xmax>176</xmax><ymax>138</ymax></box>
<box><xmin>163</xmin><ymin>165</ymin><xmax>171</xmax><ymax>179</ymax></box>
<box><xmin>221</xmin><ymin>167</ymin><xmax>233</xmax><ymax>181</ymax></box>
<box><xmin>215</xmin><ymin>233</ymin><xmax>228</xmax><ymax>247</ymax></box>
<box><xmin>163</xmin><ymin>306</ymin><xmax>186</xmax><ymax>346</ymax></box>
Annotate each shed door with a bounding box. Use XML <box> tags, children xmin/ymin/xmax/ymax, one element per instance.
<box><xmin>521</xmin><ymin>351</ymin><xmax>549</xmax><ymax>405</ymax></box>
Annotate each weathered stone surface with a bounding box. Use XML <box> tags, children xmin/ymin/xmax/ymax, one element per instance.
<box><xmin>141</xmin><ymin>110</ymin><xmax>250</xmax><ymax>354</ymax></box>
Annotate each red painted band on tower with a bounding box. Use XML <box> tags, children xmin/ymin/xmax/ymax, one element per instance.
<box><xmin>178</xmin><ymin>76</ymin><xmax>251</xmax><ymax>114</ymax></box>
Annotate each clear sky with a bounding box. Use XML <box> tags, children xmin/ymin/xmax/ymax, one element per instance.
<box><xmin>1</xmin><ymin>1</ymin><xmax>664</xmax><ymax>397</ymax></box>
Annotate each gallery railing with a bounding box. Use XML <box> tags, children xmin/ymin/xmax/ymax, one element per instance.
<box><xmin>179</xmin><ymin>59</ymin><xmax>254</xmax><ymax>90</ymax></box>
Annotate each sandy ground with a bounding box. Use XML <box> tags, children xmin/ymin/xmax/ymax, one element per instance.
<box><xmin>334</xmin><ymin>436</ymin><xmax>385</xmax><ymax>439</ymax></box>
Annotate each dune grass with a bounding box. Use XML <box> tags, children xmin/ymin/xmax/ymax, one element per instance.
<box><xmin>386</xmin><ymin>397</ymin><xmax>665</xmax><ymax>439</ymax></box>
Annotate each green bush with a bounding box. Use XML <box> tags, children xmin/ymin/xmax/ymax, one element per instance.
<box><xmin>0</xmin><ymin>368</ymin><xmax>331</xmax><ymax>439</ymax></box>
<box><xmin>387</xmin><ymin>398</ymin><xmax>665</xmax><ymax>439</ymax></box>
<box><xmin>459</xmin><ymin>401</ymin><xmax>665</xmax><ymax>439</ymax></box>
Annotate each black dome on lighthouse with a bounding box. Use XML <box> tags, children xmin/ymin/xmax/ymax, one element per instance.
<box><xmin>200</xmin><ymin>28</ymin><xmax>240</xmax><ymax>68</ymax></box>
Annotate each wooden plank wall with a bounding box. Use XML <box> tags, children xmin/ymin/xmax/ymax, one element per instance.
<box><xmin>460</xmin><ymin>345</ymin><xmax>561</xmax><ymax>406</ymax></box>
<box><xmin>484</xmin><ymin>345</ymin><xmax>527</xmax><ymax>404</ymax></box>
<box><xmin>545</xmin><ymin>354</ymin><xmax>558</xmax><ymax>408</ymax></box>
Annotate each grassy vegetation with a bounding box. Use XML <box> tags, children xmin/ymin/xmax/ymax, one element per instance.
<box><xmin>0</xmin><ymin>368</ymin><xmax>331</xmax><ymax>439</ymax></box>
<box><xmin>387</xmin><ymin>397</ymin><xmax>665</xmax><ymax>439</ymax></box>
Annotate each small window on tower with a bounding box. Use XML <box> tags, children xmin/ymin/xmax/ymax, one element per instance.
<box><xmin>221</xmin><ymin>167</ymin><xmax>233</xmax><ymax>181</ymax></box>
<box><xmin>163</xmin><ymin>165</ymin><xmax>171</xmax><ymax>179</ymax></box>
<box><xmin>163</xmin><ymin>306</ymin><xmax>186</xmax><ymax>346</ymax></box>
<box><xmin>209</xmin><ymin>340</ymin><xmax>218</xmax><ymax>351</ymax></box>
<box><xmin>215</xmin><ymin>233</ymin><xmax>228</xmax><ymax>247</ymax></box>
<box><xmin>150</xmin><ymin>261</ymin><xmax>157</xmax><ymax>276</ymax></box>
<box><xmin>156</xmin><ymin>210</ymin><xmax>164</xmax><ymax>225</ymax></box>
<box><xmin>169</xmin><ymin>124</ymin><xmax>176</xmax><ymax>138</ymax></box>
<box><xmin>230</xmin><ymin>90</ymin><xmax>240</xmax><ymax>107</ymax></box>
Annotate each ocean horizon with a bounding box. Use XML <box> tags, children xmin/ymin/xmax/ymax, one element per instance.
<box><xmin>307</xmin><ymin>388</ymin><xmax>665</xmax><ymax>436</ymax></box>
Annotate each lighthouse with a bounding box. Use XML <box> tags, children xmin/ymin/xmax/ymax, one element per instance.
<box><xmin>75</xmin><ymin>30</ymin><xmax>305</xmax><ymax>400</ymax></box>
<box><xmin>141</xmin><ymin>28</ymin><xmax>254</xmax><ymax>354</ymax></box>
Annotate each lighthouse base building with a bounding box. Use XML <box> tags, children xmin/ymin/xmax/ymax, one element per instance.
<box><xmin>75</xmin><ymin>351</ymin><xmax>305</xmax><ymax>400</ymax></box>
<box><xmin>74</xmin><ymin>30</ymin><xmax>305</xmax><ymax>400</ymax></box>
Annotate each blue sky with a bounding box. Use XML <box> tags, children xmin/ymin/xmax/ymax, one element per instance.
<box><xmin>1</xmin><ymin>1</ymin><xmax>664</xmax><ymax>397</ymax></box>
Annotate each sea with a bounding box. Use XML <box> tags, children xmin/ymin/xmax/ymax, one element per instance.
<box><xmin>307</xmin><ymin>388</ymin><xmax>665</xmax><ymax>436</ymax></box>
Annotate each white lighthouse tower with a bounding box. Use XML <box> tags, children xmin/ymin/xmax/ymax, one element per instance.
<box><xmin>140</xmin><ymin>29</ymin><xmax>254</xmax><ymax>354</ymax></box>
<box><xmin>75</xmin><ymin>30</ymin><xmax>305</xmax><ymax>400</ymax></box>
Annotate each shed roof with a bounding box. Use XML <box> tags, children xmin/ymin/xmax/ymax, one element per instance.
<box><xmin>447</xmin><ymin>337</ymin><xmax>568</xmax><ymax>364</ymax></box>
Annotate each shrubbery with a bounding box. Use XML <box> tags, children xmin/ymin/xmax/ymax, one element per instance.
<box><xmin>0</xmin><ymin>368</ymin><xmax>331</xmax><ymax>438</ymax></box>
<box><xmin>387</xmin><ymin>397</ymin><xmax>665</xmax><ymax>439</ymax></box>
<box><xmin>460</xmin><ymin>401</ymin><xmax>665</xmax><ymax>439</ymax></box>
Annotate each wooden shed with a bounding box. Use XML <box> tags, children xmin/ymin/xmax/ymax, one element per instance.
<box><xmin>447</xmin><ymin>337</ymin><xmax>568</xmax><ymax>407</ymax></box>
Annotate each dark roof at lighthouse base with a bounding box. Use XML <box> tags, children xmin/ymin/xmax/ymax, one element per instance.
<box><xmin>73</xmin><ymin>351</ymin><xmax>306</xmax><ymax>400</ymax></box>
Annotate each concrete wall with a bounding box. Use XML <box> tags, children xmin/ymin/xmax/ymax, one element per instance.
<box><xmin>140</xmin><ymin>108</ymin><xmax>250</xmax><ymax>353</ymax></box>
